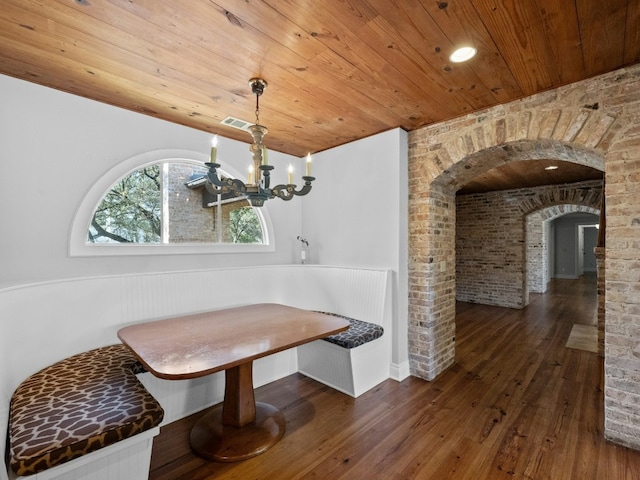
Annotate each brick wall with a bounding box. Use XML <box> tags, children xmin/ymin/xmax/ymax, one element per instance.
<box><xmin>408</xmin><ymin>64</ymin><xmax>640</xmax><ymax>449</ymax></box>
<box><xmin>166</xmin><ymin>163</ymin><xmax>253</xmax><ymax>243</ymax></box>
<box><xmin>456</xmin><ymin>181</ymin><xmax>602</xmax><ymax>308</ymax></box>
<box><xmin>527</xmin><ymin>211</ymin><xmax>548</xmax><ymax>294</ymax></box>
<box><xmin>167</xmin><ymin>163</ymin><xmax>215</xmax><ymax>242</ymax></box>
<box><xmin>595</xmin><ymin>246</ymin><xmax>605</xmax><ymax>357</ymax></box>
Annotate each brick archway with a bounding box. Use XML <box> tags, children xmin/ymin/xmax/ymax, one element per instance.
<box><xmin>408</xmin><ymin>64</ymin><xmax>640</xmax><ymax>449</ymax></box>
<box><xmin>407</xmin><ymin>67</ymin><xmax>618</xmax><ymax>379</ymax></box>
<box><xmin>526</xmin><ymin>201</ymin><xmax>601</xmax><ymax>296</ymax></box>
<box><xmin>409</xmin><ymin>143</ymin><xmax>608</xmax><ymax>380</ymax></box>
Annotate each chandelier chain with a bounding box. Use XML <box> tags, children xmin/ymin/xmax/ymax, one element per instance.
<box><xmin>255</xmin><ymin>92</ymin><xmax>260</xmax><ymax>125</ymax></box>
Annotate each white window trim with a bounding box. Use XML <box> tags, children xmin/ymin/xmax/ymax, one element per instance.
<box><xmin>69</xmin><ymin>149</ymin><xmax>275</xmax><ymax>257</ymax></box>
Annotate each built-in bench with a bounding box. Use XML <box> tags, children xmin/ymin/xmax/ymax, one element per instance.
<box><xmin>0</xmin><ymin>265</ymin><xmax>392</xmax><ymax>480</ymax></box>
<box><xmin>297</xmin><ymin>311</ymin><xmax>387</xmax><ymax>397</ymax></box>
<box><xmin>9</xmin><ymin>345</ymin><xmax>164</xmax><ymax>478</ymax></box>
<box><xmin>315</xmin><ymin>312</ymin><xmax>384</xmax><ymax>348</ymax></box>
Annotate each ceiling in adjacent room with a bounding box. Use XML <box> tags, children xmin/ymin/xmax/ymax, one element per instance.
<box><xmin>457</xmin><ymin>160</ymin><xmax>604</xmax><ymax>195</ymax></box>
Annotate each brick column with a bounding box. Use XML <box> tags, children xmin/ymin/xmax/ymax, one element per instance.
<box><xmin>408</xmin><ymin>186</ymin><xmax>456</xmax><ymax>380</ymax></box>
<box><xmin>594</xmin><ymin>246</ymin><xmax>605</xmax><ymax>357</ymax></box>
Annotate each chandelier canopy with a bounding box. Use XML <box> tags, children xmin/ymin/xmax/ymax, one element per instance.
<box><xmin>204</xmin><ymin>78</ymin><xmax>315</xmax><ymax>207</ymax></box>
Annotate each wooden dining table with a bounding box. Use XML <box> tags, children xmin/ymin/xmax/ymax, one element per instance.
<box><xmin>117</xmin><ymin>303</ymin><xmax>349</xmax><ymax>462</ymax></box>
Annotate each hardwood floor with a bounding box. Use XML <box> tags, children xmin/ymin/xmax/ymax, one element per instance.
<box><xmin>149</xmin><ymin>275</ymin><xmax>640</xmax><ymax>479</ymax></box>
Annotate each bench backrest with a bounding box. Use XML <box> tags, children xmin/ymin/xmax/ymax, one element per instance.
<box><xmin>0</xmin><ymin>265</ymin><xmax>390</xmax><ymax>480</ymax></box>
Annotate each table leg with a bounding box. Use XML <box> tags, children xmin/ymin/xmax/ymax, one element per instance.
<box><xmin>222</xmin><ymin>362</ymin><xmax>256</xmax><ymax>426</ymax></box>
<box><xmin>190</xmin><ymin>361</ymin><xmax>285</xmax><ymax>462</ymax></box>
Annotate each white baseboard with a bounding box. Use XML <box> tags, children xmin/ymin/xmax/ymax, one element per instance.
<box><xmin>389</xmin><ymin>361</ymin><xmax>410</xmax><ymax>381</ymax></box>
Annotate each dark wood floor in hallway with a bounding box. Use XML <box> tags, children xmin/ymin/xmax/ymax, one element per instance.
<box><xmin>149</xmin><ymin>275</ymin><xmax>640</xmax><ymax>479</ymax></box>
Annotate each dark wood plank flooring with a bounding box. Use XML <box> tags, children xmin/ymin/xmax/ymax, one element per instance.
<box><xmin>149</xmin><ymin>274</ymin><xmax>640</xmax><ymax>479</ymax></box>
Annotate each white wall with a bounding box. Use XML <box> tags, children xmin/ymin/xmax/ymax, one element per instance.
<box><xmin>301</xmin><ymin>129</ymin><xmax>410</xmax><ymax>376</ymax></box>
<box><xmin>0</xmin><ymin>74</ymin><xmax>302</xmax><ymax>286</ymax></box>
<box><xmin>583</xmin><ymin>226</ymin><xmax>598</xmax><ymax>272</ymax></box>
<box><xmin>0</xmin><ymin>74</ymin><xmax>411</xmax><ymax>380</ymax></box>
<box><xmin>552</xmin><ymin>213</ymin><xmax>599</xmax><ymax>278</ymax></box>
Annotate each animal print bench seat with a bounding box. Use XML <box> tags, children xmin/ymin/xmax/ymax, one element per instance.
<box><xmin>9</xmin><ymin>344</ymin><xmax>164</xmax><ymax>477</ymax></box>
<box><xmin>315</xmin><ymin>312</ymin><xmax>384</xmax><ymax>349</ymax></box>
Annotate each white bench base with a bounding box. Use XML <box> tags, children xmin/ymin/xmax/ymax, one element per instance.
<box><xmin>10</xmin><ymin>427</ymin><xmax>159</xmax><ymax>480</ymax></box>
<box><xmin>298</xmin><ymin>337</ymin><xmax>389</xmax><ymax>397</ymax></box>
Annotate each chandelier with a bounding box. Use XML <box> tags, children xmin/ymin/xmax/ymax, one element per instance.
<box><xmin>205</xmin><ymin>78</ymin><xmax>315</xmax><ymax>207</ymax></box>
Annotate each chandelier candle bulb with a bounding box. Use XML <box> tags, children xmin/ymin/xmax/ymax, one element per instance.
<box><xmin>288</xmin><ymin>164</ymin><xmax>294</xmax><ymax>184</ymax></box>
<box><xmin>306</xmin><ymin>153</ymin><xmax>312</xmax><ymax>176</ymax></box>
<box><xmin>210</xmin><ymin>135</ymin><xmax>218</xmax><ymax>163</ymax></box>
<box><xmin>262</xmin><ymin>147</ymin><xmax>269</xmax><ymax>165</ymax></box>
<box><xmin>248</xmin><ymin>165</ymin><xmax>254</xmax><ymax>185</ymax></box>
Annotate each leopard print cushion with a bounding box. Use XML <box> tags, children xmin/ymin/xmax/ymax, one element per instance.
<box><xmin>315</xmin><ymin>312</ymin><xmax>384</xmax><ymax>349</ymax></box>
<box><xmin>9</xmin><ymin>344</ymin><xmax>164</xmax><ymax>477</ymax></box>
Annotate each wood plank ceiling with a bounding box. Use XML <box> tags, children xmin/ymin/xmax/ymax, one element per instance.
<box><xmin>0</xmin><ymin>0</ymin><xmax>635</xmax><ymax>190</ymax></box>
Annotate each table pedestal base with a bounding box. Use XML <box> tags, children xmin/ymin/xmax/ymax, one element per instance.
<box><xmin>190</xmin><ymin>402</ymin><xmax>285</xmax><ymax>462</ymax></box>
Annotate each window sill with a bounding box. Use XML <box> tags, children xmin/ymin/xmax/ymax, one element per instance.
<box><xmin>70</xmin><ymin>242</ymin><xmax>275</xmax><ymax>257</ymax></box>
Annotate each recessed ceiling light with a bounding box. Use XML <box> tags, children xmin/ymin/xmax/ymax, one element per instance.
<box><xmin>449</xmin><ymin>46</ymin><xmax>477</xmax><ymax>63</ymax></box>
<box><xmin>545</xmin><ymin>165</ymin><xmax>559</xmax><ymax>170</ymax></box>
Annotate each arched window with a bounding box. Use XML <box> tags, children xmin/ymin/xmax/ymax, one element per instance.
<box><xmin>89</xmin><ymin>161</ymin><xmax>264</xmax><ymax>245</ymax></box>
<box><xmin>70</xmin><ymin>149</ymin><xmax>273</xmax><ymax>256</ymax></box>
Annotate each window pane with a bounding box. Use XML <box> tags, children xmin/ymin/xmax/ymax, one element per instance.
<box><xmin>165</xmin><ymin>162</ymin><xmax>214</xmax><ymax>243</ymax></box>
<box><xmin>88</xmin><ymin>165</ymin><xmax>161</xmax><ymax>243</ymax></box>
<box><xmin>229</xmin><ymin>207</ymin><xmax>264</xmax><ymax>244</ymax></box>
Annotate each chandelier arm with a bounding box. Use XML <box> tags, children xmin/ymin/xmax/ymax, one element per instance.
<box><xmin>271</xmin><ymin>177</ymin><xmax>314</xmax><ymax>200</ymax></box>
<box><xmin>206</xmin><ymin>163</ymin><xmax>247</xmax><ymax>194</ymax></box>
<box><xmin>290</xmin><ymin>176</ymin><xmax>315</xmax><ymax>197</ymax></box>
<box><xmin>292</xmin><ymin>183</ymin><xmax>313</xmax><ymax>196</ymax></box>
<box><xmin>204</xmin><ymin>182</ymin><xmax>230</xmax><ymax>196</ymax></box>
<box><xmin>228</xmin><ymin>178</ymin><xmax>248</xmax><ymax>193</ymax></box>
<box><xmin>270</xmin><ymin>184</ymin><xmax>296</xmax><ymax>201</ymax></box>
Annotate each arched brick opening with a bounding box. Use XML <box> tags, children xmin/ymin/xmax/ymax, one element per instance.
<box><xmin>410</xmin><ymin>139</ymin><xmax>606</xmax><ymax>380</ymax></box>
<box><xmin>455</xmin><ymin>177</ymin><xmax>604</xmax><ymax>310</ymax></box>
<box><xmin>408</xmin><ymin>64</ymin><xmax>640</xmax><ymax>449</ymax></box>
<box><xmin>527</xmin><ymin>202</ymin><xmax>601</xmax><ymax>296</ymax></box>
